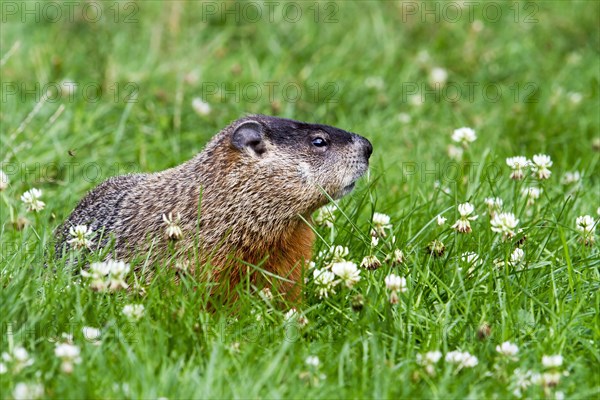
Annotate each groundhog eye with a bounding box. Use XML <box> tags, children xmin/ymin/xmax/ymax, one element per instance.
<box><xmin>311</xmin><ymin>137</ymin><xmax>328</xmax><ymax>148</ymax></box>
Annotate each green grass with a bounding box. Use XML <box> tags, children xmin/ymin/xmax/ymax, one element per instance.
<box><xmin>1</xmin><ymin>1</ymin><xmax>599</xmax><ymax>398</ymax></box>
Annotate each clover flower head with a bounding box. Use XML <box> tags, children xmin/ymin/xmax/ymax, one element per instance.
<box><xmin>521</xmin><ymin>187</ymin><xmax>542</xmax><ymax>206</ymax></box>
<box><xmin>67</xmin><ymin>225</ymin><xmax>94</xmax><ymax>249</ymax></box>
<box><xmin>372</xmin><ymin>212</ymin><xmax>392</xmax><ymax>237</ymax></box>
<box><xmin>496</xmin><ymin>341</ymin><xmax>519</xmax><ymax>357</ymax></box>
<box><xmin>542</xmin><ymin>354</ymin><xmax>563</xmax><ymax>368</ymax></box>
<box><xmin>451</xmin><ymin>202</ymin><xmax>478</xmax><ymax>233</ymax></box>
<box><xmin>331</xmin><ymin>261</ymin><xmax>361</xmax><ymax>288</ymax></box>
<box><xmin>122</xmin><ymin>304</ymin><xmax>145</xmax><ymax>322</ymax></box>
<box><xmin>445</xmin><ymin>350</ymin><xmax>478</xmax><ymax>368</ymax></box>
<box><xmin>21</xmin><ymin>188</ymin><xmax>45</xmax><ymax>212</ymax></box>
<box><xmin>452</xmin><ymin>127</ymin><xmax>476</xmax><ymax>146</ymax></box>
<box><xmin>0</xmin><ymin>170</ymin><xmax>8</xmax><ymax>191</ymax></box>
<box><xmin>314</xmin><ymin>204</ymin><xmax>337</xmax><ymax>228</ymax></box>
<box><xmin>162</xmin><ymin>212</ymin><xmax>183</xmax><ymax>240</ymax></box>
<box><xmin>531</xmin><ymin>154</ymin><xmax>552</xmax><ymax>180</ymax></box>
<box><xmin>313</xmin><ymin>269</ymin><xmax>336</xmax><ymax>299</ymax></box>
<box><xmin>360</xmin><ymin>255</ymin><xmax>381</xmax><ymax>271</ymax></box>
<box><xmin>506</xmin><ymin>156</ymin><xmax>530</xmax><ymax>180</ymax></box>
<box><xmin>491</xmin><ymin>212</ymin><xmax>519</xmax><ymax>240</ymax></box>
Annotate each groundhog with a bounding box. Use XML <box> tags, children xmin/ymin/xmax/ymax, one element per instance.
<box><xmin>55</xmin><ymin>115</ymin><xmax>372</xmax><ymax>299</ymax></box>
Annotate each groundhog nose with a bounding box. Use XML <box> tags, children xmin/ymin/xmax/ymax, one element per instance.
<box><xmin>363</xmin><ymin>138</ymin><xmax>373</xmax><ymax>159</ymax></box>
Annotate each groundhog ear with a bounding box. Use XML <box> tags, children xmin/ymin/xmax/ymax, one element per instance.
<box><xmin>231</xmin><ymin>121</ymin><xmax>266</xmax><ymax>155</ymax></box>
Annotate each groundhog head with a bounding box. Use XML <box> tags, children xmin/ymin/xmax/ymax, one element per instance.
<box><xmin>226</xmin><ymin>115</ymin><xmax>372</xmax><ymax>215</ymax></box>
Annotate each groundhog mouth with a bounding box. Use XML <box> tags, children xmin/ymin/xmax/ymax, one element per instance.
<box><xmin>334</xmin><ymin>181</ymin><xmax>357</xmax><ymax>199</ymax></box>
<box><xmin>344</xmin><ymin>181</ymin><xmax>356</xmax><ymax>192</ymax></box>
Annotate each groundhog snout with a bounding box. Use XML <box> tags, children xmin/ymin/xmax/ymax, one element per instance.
<box><xmin>353</xmin><ymin>134</ymin><xmax>373</xmax><ymax>160</ymax></box>
<box><xmin>362</xmin><ymin>138</ymin><xmax>373</xmax><ymax>159</ymax></box>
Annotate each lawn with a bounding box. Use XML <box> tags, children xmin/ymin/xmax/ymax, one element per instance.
<box><xmin>1</xmin><ymin>1</ymin><xmax>599</xmax><ymax>398</ymax></box>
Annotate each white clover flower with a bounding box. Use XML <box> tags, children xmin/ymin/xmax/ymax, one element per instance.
<box><xmin>2</xmin><ymin>346</ymin><xmax>34</xmax><ymax>373</ymax></box>
<box><xmin>485</xmin><ymin>197</ymin><xmax>503</xmax><ymax>208</ymax></box>
<box><xmin>447</xmin><ymin>144</ymin><xmax>464</xmax><ymax>160</ymax></box>
<box><xmin>61</xmin><ymin>332</ymin><xmax>74</xmax><ymax>343</ymax></box>
<box><xmin>283</xmin><ymin>308</ymin><xmax>296</xmax><ymax>321</ymax></box>
<box><xmin>541</xmin><ymin>371</ymin><xmax>562</xmax><ymax>387</ymax></box>
<box><xmin>575</xmin><ymin>215</ymin><xmax>596</xmax><ymax>245</ymax></box>
<box><xmin>67</xmin><ymin>225</ymin><xmax>94</xmax><ymax>249</ymax></box>
<box><xmin>521</xmin><ymin>187</ymin><xmax>542</xmax><ymax>206</ymax></box>
<box><xmin>429</xmin><ymin>67</ymin><xmax>448</xmax><ymax>87</ymax></box>
<box><xmin>305</xmin><ymin>355</ymin><xmax>320</xmax><ymax>368</ymax></box>
<box><xmin>284</xmin><ymin>308</ymin><xmax>308</xmax><ymax>327</ymax></box>
<box><xmin>506</xmin><ymin>156</ymin><xmax>530</xmax><ymax>180</ymax></box>
<box><xmin>461</xmin><ymin>252</ymin><xmax>481</xmax><ymax>266</ymax></box>
<box><xmin>82</xmin><ymin>260</ymin><xmax>130</xmax><ymax>292</ymax></box>
<box><xmin>437</xmin><ymin>215</ymin><xmax>447</xmax><ymax>225</ymax></box>
<box><xmin>0</xmin><ymin>170</ymin><xmax>8</xmax><ymax>191</ymax></box>
<box><xmin>191</xmin><ymin>97</ymin><xmax>211</xmax><ymax>116</ymax></box>
<box><xmin>512</xmin><ymin>368</ymin><xmax>534</xmax><ymax>397</ymax></box>
<box><xmin>122</xmin><ymin>304</ymin><xmax>145</xmax><ymax>322</ymax></box>
<box><xmin>531</xmin><ymin>154</ymin><xmax>552</xmax><ymax>180</ymax></box>
<box><xmin>13</xmin><ymin>382</ymin><xmax>44</xmax><ymax>400</ymax></box>
<box><xmin>81</xmin><ymin>262</ymin><xmax>112</xmax><ymax>292</ymax></box>
<box><xmin>445</xmin><ymin>350</ymin><xmax>478</xmax><ymax>368</ymax></box>
<box><xmin>427</xmin><ymin>239</ymin><xmax>446</xmax><ymax>257</ymax></box>
<box><xmin>484</xmin><ymin>197</ymin><xmax>503</xmax><ymax>217</ymax></box>
<box><xmin>107</xmin><ymin>260</ymin><xmax>131</xmax><ymax>291</ymax></box>
<box><xmin>372</xmin><ymin>212</ymin><xmax>392</xmax><ymax>237</ymax></box>
<box><xmin>259</xmin><ymin>287</ymin><xmax>273</xmax><ymax>302</ymax></box>
<box><xmin>542</xmin><ymin>354</ymin><xmax>563</xmax><ymax>368</ymax></box>
<box><xmin>416</xmin><ymin>350</ymin><xmax>442</xmax><ymax>376</ymax></box>
<box><xmin>451</xmin><ymin>127</ymin><xmax>477</xmax><ymax>147</ymax></box>
<box><xmin>12</xmin><ymin>347</ymin><xmax>31</xmax><ymax>365</ymax></box>
<box><xmin>562</xmin><ymin>171</ymin><xmax>582</xmax><ymax>185</ymax></box>
<box><xmin>491</xmin><ymin>212</ymin><xmax>519</xmax><ymax>240</ymax></box>
<box><xmin>313</xmin><ymin>269</ymin><xmax>336</xmax><ymax>299</ymax></box>
<box><xmin>510</xmin><ymin>248</ymin><xmax>525</xmax><ymax>266</ymax></box>
<box><xmin>370</xmin><ymin>236</ymin><xmax>379</xmax><ymax>247</ymax></box>
<box><xmin>496</xmin><ymin>341</ymin><xmax>519</xmax><ymax>357</ymax></box>
<box><xmin>424</xmin><ymin>351</ymin><xmax>443</xmax><ymax>364</ymax></box>
<box><xmin>162</xmin><ymin>212</ymin><xmax>183</xmax><ymax>240</ymax></box>
<box><xmin>82</xmin><ymin>327</ymin><xmax>101</xmax><ymax>344</ymax></box>
<box><xmin>451</xmin><ymin>202</ymin><xmax>478</xmax><ymax>233</ymax></box>
<box><xmin>360</xmin><ymin>255</ymin><xmax>381</xmax><ymax>270</ymax></box>
<box><xmin>0</xmin><ymin>363</ymin><xmax>6</xmax><ymax>374</ymax></box>
<box><xmin>331</xmin><ymin>261</ymin><xmax>361</xmax><ymax>288</ymax></box>
<box><xmin>326</xmin><ymin>245</ymin><xmax>349</xmax><ymax>263</ymax></box>
<box><xmin>54</xmin><ymin>342</ymin><xmax>81</xmax><ymax>374</ymax></box>
<box><xmin>462</xmin><ymin>354</ymin><xmax>479</xmax><ymax>368</ymax></box>
<box><xmin>576</xmin><ymin>215</ymin><xmax>595</xmax><ymax>234</ymax></box>
<box><xmin>384</xmin><ymin>274</ymin><xmax>407</xmax><ymax>293</ymax></box>
<box><xmin>385</xmin><ymin>249</ymin><xmax>405</xmax><ymax>265</ymax></box>
<box><xmin>314</xmin><ymin>204</ymin><xmax>337</xmax><ymax>228</ymax></box>
<box><xmin>21</xmin><ymin>188</ymin><xmax>45</xmax><ymax>212</ymax></box>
